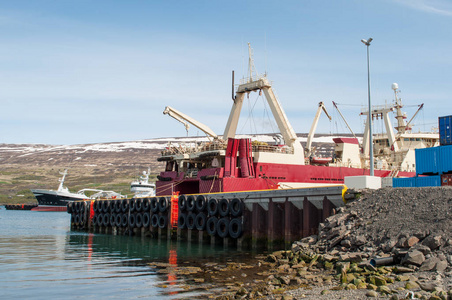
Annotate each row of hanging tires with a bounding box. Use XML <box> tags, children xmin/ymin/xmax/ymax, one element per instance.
<box><xmin>4</xmin><ymin>204</ymin><xmax>38</xmax><ymax>210</ymax></box>
<box><xmin>67</xmin><ymin>197</ymin><xmax>172</xmax><ymax>229</ymax></box>
<box><xmin>92</xmin><ymin>211</ymin><xmax>168</xmax><ymax>229</ymax></box>
<box><xmin>92</xmin><ymin>197</ymin><xmax>171</xmax><ymax>214</ymax></box>
<box><xmin>67</xmin><ymin>195</ymin><xmax>247</xmax><ymax>239</ymax></box>
<box><xmin>177</xmin><ymin>195</ymin><xmax>245</xmax><ymax>239</ymax></box>
<box><xmin>67</xmin><ymin>201</ymin><xmax>90</xmax><ymax>228</ymax></box>
<box><xmin>90</xmin><ymin>198</ymin><xmax>170</xmax><ymax>229</ymax></box>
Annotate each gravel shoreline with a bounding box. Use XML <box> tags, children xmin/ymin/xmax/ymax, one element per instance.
<box><xmin>151</xmin><ymin>187</ymin><xmax>452</xmax><ymax>299</ymax></box>
<box><xmin>198</xmin><ymin>187</ymin><xmax>452</xmax><ymax>299</ymax></box>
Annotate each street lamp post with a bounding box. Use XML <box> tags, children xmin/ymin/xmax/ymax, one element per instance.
<box><xmin>361</xmin><ymin>37</ymin><xmax>374</xmax><ymax>176</ymax></box>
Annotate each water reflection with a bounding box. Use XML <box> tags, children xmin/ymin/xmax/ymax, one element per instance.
<box><xmin>64</xmin><ymin>231</ymin><xmax>260</xmax><ymax>298</ymax></box>
<box><xmin>0</xmin><ymin>209</ymin><xmax>261</xmax><ymax>299</ymax></box>
<box><xmin>66</xmin><ymin>231</ymin><xmax>255</xmax><ymax>262</ymax></box>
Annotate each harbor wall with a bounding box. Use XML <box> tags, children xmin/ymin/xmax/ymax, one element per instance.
<box><xmin>67</xmin><ymin>186</ymin><xmax>347</xmax><ymax>249</ymax></box>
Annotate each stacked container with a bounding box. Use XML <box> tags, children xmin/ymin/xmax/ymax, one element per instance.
<box><xmin>415</xmin><ymin>147</ymin><xmax>440</xmax><ymax>175</ymax></box>
<box><xmin>439</xmin><ymin>115</ymin><xmax>452</xmax><ymax>146</ymax></box>
<box><xmin>393</xmin><ymin>115</ymin><xmax>452</xmax><ymax>188</ymax></box>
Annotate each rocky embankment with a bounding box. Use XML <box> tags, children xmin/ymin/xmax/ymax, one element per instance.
<box><xmin>206</xmin><ymin>187</ymin><xmax>452</xmax><ymax>299</ymax></box>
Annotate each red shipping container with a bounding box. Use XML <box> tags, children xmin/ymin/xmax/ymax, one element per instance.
<box><xmin>441</xmin><ymin>174</ymin><xmax>452</xmax><ymax>186</ymax></box>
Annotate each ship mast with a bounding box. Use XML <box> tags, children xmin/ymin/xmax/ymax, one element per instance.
<box><xmin>57</xmin><ymin>169</ymin><xmax>68</xmax><ymax>192</ymax></box>
<box><xmin>247</xmin><ymin>43</ymin><xmax>258</xmax><ymax>83</ymax></box>
<box><xmin>223</xmin><ymin>43</ymin><xmax>304</xmax><ymax>164</ymax></box>
<box><xmin>392</xmin><ymin>83</ymin><xmax>408</xmax><ymax>134</ymax></box>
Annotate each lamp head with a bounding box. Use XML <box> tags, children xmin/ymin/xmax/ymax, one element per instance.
<box><xmin>361</xmin><ymin>38</ymin><xmax>373</xmax><ymax>46</ymax></box>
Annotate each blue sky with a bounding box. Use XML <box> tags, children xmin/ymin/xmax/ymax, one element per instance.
<box><xmin>1</xmin><ymin>0</ymin><xmax>451</xmax><ymax>145</ymax></box>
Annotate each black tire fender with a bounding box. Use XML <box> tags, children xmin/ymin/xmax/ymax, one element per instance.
<box><xmin>216</xmin><ymin>217</ymin><xmax>230</xmax><ymax>238</ymax></box>
<box><xmin>135</xmin><ymin>198</ymin><xmax>143</xmax><ymax>212</ymax></box>
<box><xmin>195</xmin><ymin>195</ymin><xmax>207</xmax><ymax>212</ymax></box>
<box><xmin>74</xmin><ymin>201</ymin><xmax>80</xmax><ymax>213</ymax></box>
<box><xmin>74</xmin><ymin>214</ymin><xmax>80</xmax><ymax>225</ymax></box>
<box><xmin>158</xmin><ymin>214</ymin><xmax>168</xmax><ymax>229</ymax></box>
<box><xmin>121</xmin><ymin>214</ymin><xmax>128</xmax><ymax>227</ymax></box>
<box><xmin>186</xmin><ymin>195</ymin><xmax>195</xmax><ymax>212</ymax></box>
<box><xmin>135</xmin><ymin>213</ymin><xmax>143</xmax><ymax>228</ymax></box>
<box><xmin>121</xmin><ymin>199</ymin><xmax>129</xmax><ymax>213</ymax></box>
<box><xmin>142</xmin><ymin>212</ymin><xmax>150</xmax><ymax>227</ymax></box>
<box><xmin>150</xmin><ymin>197</ymin><xmax>159</xmax><ymax>213</ymax></box>
<box><xmin>186</xmin><ymin>212</ymin><xmax>196</xmax><ymax>230</ymax></box>
<box><xmin>207</xmin><ymin>198</ymin><xmax>218</xmax><ymax>216</ymax></box>
<box><xmin>102</xmin><ymin>200</ymin><xmax>110</xmax><ymax>213</ymax></box>
<box><xmin>142</xmin><ymin>198</ymin><xmax>150</xmax><ymax>212</ymax></box>
<box><xmin>92</xmin><ymin>214</ymin><xmax>98</xmax><ymax>226</ymax></box>
<box><xmin>110</xmin><ymin>213</ymin><xmax>116</xmax><ymax>226</ymax></box>
<box><xmin>96</xmin><ymin>213</ymin><xmax>104</xmax><ymax>226</ymax></box>
<box><xmin>178</xmin><ymin>212</ymin><xmax>187</xmax><ymax>229</ymax></box>
<box><xmin>178</xmin><ymin>195</ymin><xmax>187</xmax><ymax>211</ymax></box>
<box><xmin>129</xmin><ymin>213</ymin><xmax>136</xmax><ymax>228</ymax></box>
<box><xmin>206</xmin><ymin>216</ymin><xmax>218</xmax><ymax>236</ymax></box>
<box><xmin>115</xmin><ymin>200</ymin><xmax>122</xmax><ymax>213</ymax></box>
<box><xmin>228</xmin><ymin>218</ymin><xmax>243</xmax><ymax>239</ymax></box>
<box><xmin>115</xmin><ymin>213</ymin><xmax>122</xmax><ymax>227</ymax></box>
<box><xmin>129</xmin><ymin>199</ymin><xmax>137</xmax><ymax>212</ymax></box>
<box><xmin>158</xmin><ymin>197</ymin><xmax>168</xmax><ymax>212</ymax></box>
<box><xmin>195</xmin><ymin>212</ymin><xmax>207</xmax><ymax>231</ymax></box>
<box><xmin>230</xmin><ymin>198</ymin><xmax>244</xmax><ymax>217</ymax></box>
<box><xmin>151</xmin><ymin>213</ymin><xmax>159</xmax><ymax>228</ymax></box>
<box><xmin>218</xmin><ymin>199</ymin><xmax>230</xmax><ymax>217</ymax></box>
<box><xmin>103</xmin><ymin>213</ymin><xmax>110</xmax><ymax>227</ymax></box>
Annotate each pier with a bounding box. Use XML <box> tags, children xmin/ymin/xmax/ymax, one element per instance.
<box><xmin>68</xmin><ymin>185</ymin><xmax>348</xmax><ymax>249</ymax></box>
<box><xmin>5</xmin><ymin>204</ymin><xmax>38</xmax><ymax>210</ymax></box>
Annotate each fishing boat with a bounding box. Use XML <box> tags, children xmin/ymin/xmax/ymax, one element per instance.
<box><xmin>130</xmin><ymin>168</ymin><xmax>156</xmax><ymax>198</ymax></box>
<box><xmin>359</xmin><ymin>83</ymin><xmax>439</xmax><ymax>174</ymax></box>
<box><xmin>31</xmin><ymin>170</ymin><xmax>125</xmax><ymax>211</ymax></box>
<box><xmin>154</xmin><ymin>44</ymin><xmax>420</xmax><ymax>196</ymax></box>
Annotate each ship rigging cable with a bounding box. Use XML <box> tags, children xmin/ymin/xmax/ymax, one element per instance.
<box><xmin>239</xmin><ymin>92</ymin><xmax>277</xmax><ymax>135</ymax></box>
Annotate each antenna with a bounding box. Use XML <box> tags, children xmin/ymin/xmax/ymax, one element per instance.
<box><xmin>265</xmin><ymin>33</ymin><xmax>268</xmax><ymax>75</ymax></box>
<box><xmin>392</xmin><ymin>83</ymin><xmax>401</xmax><ymax>106</ymax></box>
<box><xmin>247</xmin><ymin>43</ymin><xmax>258</xmax><ymax>83</ymax></box>
<box><xmin>232</xmin><ymin>71</ymin><xmax>236</xmax><ymax>101</ymax></box>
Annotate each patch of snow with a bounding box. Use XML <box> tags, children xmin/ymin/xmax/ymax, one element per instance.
<box><xmin>3</xmin><ymin>135</ymin><xmax>365</xmax><ymax>157</ymax></box>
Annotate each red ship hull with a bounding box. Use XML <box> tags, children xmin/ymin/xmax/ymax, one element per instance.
<box><xmin>156</xmin><ymin>162</ymin><xmax>414</xmax><ymax>196</ymax></box>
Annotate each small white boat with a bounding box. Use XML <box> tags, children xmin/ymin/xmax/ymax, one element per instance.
<box><xmin>131</xmin><ymin>168</ymin><xmax>156</xmax><ymax>198</ymax></box>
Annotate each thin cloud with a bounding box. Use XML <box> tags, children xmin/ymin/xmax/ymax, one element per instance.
<box><xmin>394</xmin><ymin>0</ymin><xmax>452</xmax><ymax>16</ymax></box>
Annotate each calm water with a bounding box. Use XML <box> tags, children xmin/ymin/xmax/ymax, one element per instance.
<box><xmin>0</xmin><ymin>207</ymin><xmax>258</xmax><ymax>299</ymax></box>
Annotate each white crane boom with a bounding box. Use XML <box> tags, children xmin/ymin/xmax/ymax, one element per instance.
<box><xmin>306</xmin><ymin>102</ymin><xmax>331</xmax><ymax>157</ymax></box>
<box><xmin>332</xmin><ymin>101</ymin><xmax>357</xmax><ymax>139</ymax></box>
<box><xmin>389</xmin><ymin>103</ymin><xmax>425</xmax><ymax>148</ymax></box>
<box><xmin>163</xmin><ymin>106</ymin><xmax>218</xmax><ymax>139</ymax></box>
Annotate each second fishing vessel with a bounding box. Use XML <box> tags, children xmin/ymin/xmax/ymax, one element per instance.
<box><xmin>31</xmin><ymin>170</ymin><xmax>125</xmax><ymax>211</ymax></box>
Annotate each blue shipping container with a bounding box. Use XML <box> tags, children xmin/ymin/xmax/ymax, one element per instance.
<box><xmin>393</xmin><ymin>177</ymin><xmax>416</xmax><ymax>188</ymax></box>
<box><xmin>415</xmin><ymin>147</ymin><xmax>440</xmax><ymax>175</ymax></box>
<box><xmin>439</xmin><ymin>115</ymin><xmax>452</xmax><ymax>146</ymax></box>
<box><xmin>415</xmin><ymin>175</ymin><xmax>441</xmax><ymax>187</ymax></box>
<box><xmin>440</xmin><ymin>145</ymin><xmax>452</xmax><ymax>174</ymax></box>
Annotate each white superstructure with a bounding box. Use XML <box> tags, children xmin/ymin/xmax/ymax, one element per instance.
<box><xmin>131</xmin><ymin>168</ymin><xmax>156</xmax><ymax>197</ymax></box>
<box><xmin>360</xmin><ymin>83</ymin><xmax>439</xmax><ymax>172</ymax></box>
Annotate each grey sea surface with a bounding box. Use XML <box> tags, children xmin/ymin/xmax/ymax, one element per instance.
<box><xmin>0</xmin><ymin>207</ymin><xmax>258</xmax><ymax>299</ymax></box>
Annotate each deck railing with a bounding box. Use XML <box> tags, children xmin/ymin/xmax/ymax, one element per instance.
<box><xmin>161</xmin><ymin>142</ymin><xmax>294</xmax><ymax>156</ymax></box>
